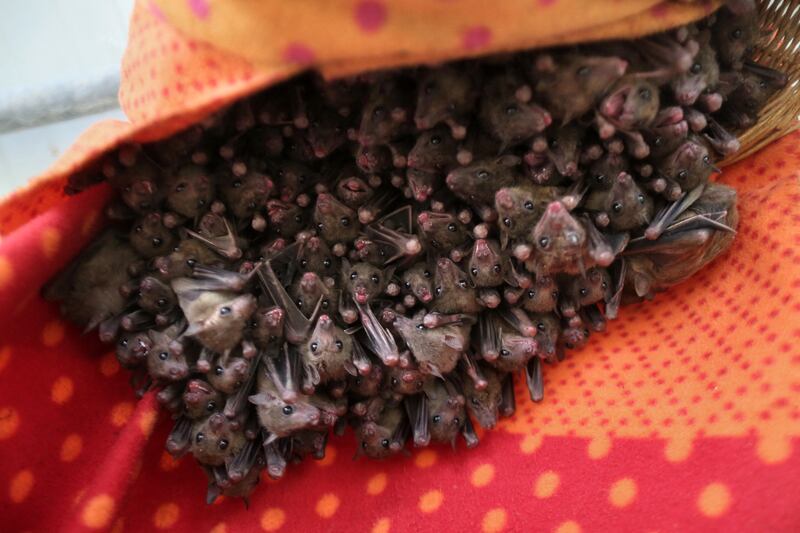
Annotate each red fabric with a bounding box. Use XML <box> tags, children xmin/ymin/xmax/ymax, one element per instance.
<box><xmin>0</xmin><ymin>1</ymin><xmax>798</xmax><ymax>531</ymax></box>
<box><xmin>1</xmin><ymin>132</ymin><xmax>799</xmax><ymax>532</ymax></box>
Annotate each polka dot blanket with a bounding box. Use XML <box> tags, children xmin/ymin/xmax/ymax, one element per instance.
<box><xmin>1</xmin><ymin>1</ymin><xmax>798</xmax><ymax>532</ymax></box>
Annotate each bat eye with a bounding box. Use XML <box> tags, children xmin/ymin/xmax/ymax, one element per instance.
<box><xmin>321</xmin><ymin>299</ymin><xmax>330</xmax><ymax>309</ymax></box>
<box><xmin>527</xmin><ymin>289</ymin><xmax>536</xmax><ymax>298</ymax></box>
<box><xmin>537</xmin><ymin>322</ymin><xmax>546</xmax><ymax>331</ymax></box>
<box><xmin>493</xmin><ymin>264</ymin><xmax>502</xmax><ymax>273</ymax></box>
<box><xmin>431</xmin><ymin>239</ymin><xmax>440</xmax><ymax>249</ymax></box>
<box><xmin>433</xmin><ymin>415</ymin><xmax>441</xmax><ymax>423</ymax></box>
<box><xmin>538</xmin><ymin>236</ymin><xmax>550</xmax><ymax>249</ymax></box>
<box><xmin>638</xmin><ymin>87</ymin><xmax>652</xmax><ymax>101</ymax></box>
<box><xmin>195</xmin><ymin>433</ymin><xmax>205</xmax><ymax>443</ymax></box>
<box><xmin>552</xmin><ymin>290</ymin><xmax>559</xmax><ymax>299</ymax></box>
<box><xmin>524</xmin><ymin>201</ymin><xmax>534</xmax><ymax>210</ymax></box>
<box><xmin>404</xmin><ymin>281</ymin><xmax>411</xmax><ymax>289</ymax></box>
<box><xmin>435</xmin><ymin>286</ymin><xmax>442</xmax><ymax>296</ymax></box>
<box><xmin>678</xmin><ymin>170</ymin><xmax>688</xmax><ymax>180</ymax></box>
<box><xmin>323</xmin><ymin>259</ymin><xmax>332</xmax><ymax>268</ymax></box>
<box><xmin>340</xmin><ymin>217</ymin><xmax>350</xmax><ymax>227</ymax></box>
<box><xmin>335</xmin><ymin>340</ymin><xmax>343</xmax><ymax>350</ymax></box>
<box><xmin>416</xmin><ymin>380</ymin><xmax>423</xmax><ymax>389</ymax></box>
<box><xmin>296</xmin><ymin>299</ymin><xmax>303</xmax><ymax>308</ymax></box>
<box><xmin>350</xmin><ymin>272</ymin><xmax>358</xmax><ymax>280</ymax></box>
<box><xmin>381</xmin><ymin>439</ymin><xmax>390</xmax><ymax>448</ymax></box>
<box><xmin>282</xmin><ymin>405</ymin><xmax>293</xmax><ymax>415</ymax></box>
<box><xmin>416</xmin><ymin>324</ymin><xmax>425</xmax><ymax>330</ymax></box>
<box><xmin>654</xmin><ymin>137</ymin><xmax>663</xmax><ymax>147</ymax></box>
<box><xmin>186</xmin><ymin>258</ymin><xmax>197</xmax><ymax>268</ymax></box>
<box><xmin>612</xmin><ymin>202</ymin><xmax>623</xmax><ymax>213</ymax></box>
<box><xmin>371</xmin><ymin>274</ymin><xmax>380</xmax><ymax>284</ymax></box>
<box><xmin>175</xmin><ymin>183</ymin><xmax>186</xmax><ymax>192</ymax></box>
<box><xmin>233</xmin><ymin>180</ymin><xmax>242</xmax><ymax>188</ymax></box>
<box><xmin>502</xmin><ymin>217</ymin><xmax>512</xmax><ymax>227</ymax></box>
<box><xmin>594</xmin><ymin>174</ymin><xmax>607</xmax><ymax>185</ymax></box>
<box><xmin>310</xmin><ymin>342</ymin><xmax>318</xmax><ymax>353</ymax></box>
<box><xmin>294</xmin><ymin>214</ymin><xmax>302</xmax><ymax>223</ymax></box>
<box><xmin>431</xmin><ymin>135</ymin><xmax>441</xmax><ymax>145</ymax></box>
<box><xmin>157</xmin><ymin>298</ymin><xmax>167</xmax><ymax>307</ymax></box>
<box><xmin>447</xmin><ymin>223</ymin><xmax>457</xmax><ymax>232</ymax></box>
<box><xmin>220</xmin><ymin>306</ymin><xmax>232</xmax><ymax>316</ymax></box>
<box><xmin>300</xmin><ymin>259</ymin><xmax>308</xmax><ymax>267</ymax></box>
<box><xmin>549</xmin><ymin>138</ymin><xmax>559</xmax><ymax>148</ymax></box>
<box><xmin>477</xmin><ymin>170</ymin><xmax>489</xmax><ymax>179</ymax></box>
<box><xmin>391</xmin><ymin>377</ymin><xmax>399</xmax><ymax>386</ymax></box>
<box><xmin>316</xmin><ymin>223</ymin><xmax>324</xmax><ymax>231</ymax></box>
<box><xmin>207</xmin><ymin>400</ymin><xmax>216</xmax><ymax>411</ymax></box>
<box><xmin>638</xmin><ymin>194</ymin><xmax>645</xmax><ymax>204</ymax></box>
<box><xmin>158</xmin><ymin>352</ymin><xmax>168</xmax><ymax>361</ymax></box>
<box><xmin>731</xmin><ymin>28</ymin><xmax>743</xmax><ymax>39</ymax></box>
<box><xmin>471</xmin><ymin>397</ymin><xmax>480</xmax><ymax>405</ymax></box>
<box><xmin>458</xmin><ymin>279</ymin><xmax>468</xmax><ymax>288</ymax></box>
<box><xmin>690</xmin><ymin>62</ymin><xmax>702</xmax><ymax>74</ymax></box>
<box><xmin>423</xmin><ymin>270</ymin><xmax>431</xmax><ymax>278</ymax></box>
<box><xmin>453</xmin><ymin>417</ymin><xmax>460</xmax><ymax>426</ymax></box>
<box><xmin>500</xmin><ymin>349</ymin><xmax>510</xmax><ymax>357</ymax></box>
<box><xmin>372</xmin><ymin>105</ymin><xmax>385</xmax><ymax>118</ymax></box>
<box><xmin>703</xmin><ymin>155</ymin><xmax>710</xmax><ymax>164</ymax></box>
<box><xmin>119</xmin><ymin>337</ymin><xmax>129</xmax><ymax>347</ymax></box>
<box><xmin>577</xmin><ymin>65</ymin><xmax>591</xmax><ymax>77</ymax></box>
<box><xmin>505</xmin><ymin>105</ymin><xmax>518</xmax><ymax>115</ymax></box>
<box><xmin>135</xmin><ymin>225</ymin><xmax>143</xmax><ymax>233</ymax></box>
<box><xmin>152</xmin><ymin>237</ymin><xmax>163</xmax><ymax>247</ymax></box>
<box><xmin>215</xmin><ymin>366</ymin><xmax>224</xmax><ymax>375</ymax></box>
<box><xmin>579</xmin><ymin>288</ymin><xmax>588</xmax><ymax>297</ymax></box>
<box><xmin>584</xmin><ymin>328</ymin><xmax>590</xmax><ymax>336</ymax></box>
<box><xmin>355</xmin><ymin>377</ymin><xmax>362</xmax><ymax>386</ymax></box>
<box><xmin>471</xmin><ymin>268</ymin><xmax>478</xmax><ymax>276</ymax></box>
<box><xmin>218</xmin><ymin>439</ymin><xmax>229</xmax><ymax>450</ymax></box>
<box><xmin>601</xmin><ymin>281</ymin><xmax>608</xmax><ymax>289</ymax></box>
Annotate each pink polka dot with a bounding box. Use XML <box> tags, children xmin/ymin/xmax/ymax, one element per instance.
<box><xmin>148</xmin><ymin>0</ymin><xmax>166</xmax><ymax>22</ymax></box>
<box><xmin>283</xmin><ymin>43</ymin><xmax>316</xmax><ymax>65</ymax></box>
<box><xmin>188</xmin><ymin>0</ymin><xmax>210</xmax><ymax>19</ymax></box>
<box><xmin>650</xmin><ymin>2</ymin><xmax>670</xmax><ymax>18</ymax></box>
<box><xmin>462</xmin><ymin>26</ymin><xmax>492</xmax><ymax>51</ymax></box>
<box><xmin>538</xmin><ymin>0</ymin><xmax>558</xmax><ymax>5</ymax></box>
<box><xmin>355</xmin><ymin>1</ymin><xmax>387</xmax><ymax>33</ymax></box>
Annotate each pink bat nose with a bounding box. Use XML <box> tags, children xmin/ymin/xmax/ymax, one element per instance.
<box><xmin>546</xmin><ymin>201</ymin><xmax>564</xmax><ymax>215</ymax></box>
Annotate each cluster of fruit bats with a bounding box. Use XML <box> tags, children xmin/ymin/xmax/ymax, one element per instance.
<box><xmin>45</xmin><ymin>4</ymin><xmax>783</xmax><ymax>505</ymax></box>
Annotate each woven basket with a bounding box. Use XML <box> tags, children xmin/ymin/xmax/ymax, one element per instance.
<box><xmin>724</xmin><ymin>0</ymin><xmax>800</xmax><ymax>165</ymax></box>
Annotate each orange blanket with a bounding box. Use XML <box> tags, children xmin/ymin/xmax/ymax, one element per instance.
<box><xmin>1</xmin><ymin>1</ymin><xmax>798</xmax><ymax>531</ymax></box>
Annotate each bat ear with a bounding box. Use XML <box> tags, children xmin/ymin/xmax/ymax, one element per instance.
<box><xmin>249</xmin><ymin>393</ymin><xmax>271</xmax><ymax>406</ymax></box>
<box><xmin>443</xmin><ymin>334</ymin><xmax>465</xmax><ymax>351</ymax></box>
<box><xmin>183</xmin><ymin>321</ymin><xmax>205</xmax><ymax>337</ymax></box>
<box><xmin>495</xmin><ymin>154</ymin><xmax>522</xmax><ymax>168</ymax></box>
<box><xmin>383</xmin><ymin>265</ymin><xmax>396</xmax><ymax>281</ymax></box>
<box><xmin>341</xmin><ymin>257</ymin><xmax>351</xmax><ymax>272</ymax></box>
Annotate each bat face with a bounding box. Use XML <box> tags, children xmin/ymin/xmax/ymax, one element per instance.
<box><xmin>407</xmin><ymin>126</ymin><xmax>458</xmax><ymax>173</ymax></box>
<box><xmin>208</xmin><ymin>356</ymin><xmax>250</xmax><ymax>394</ymax></box>
<box><xmin>401</xmin><ymin>263</ymin><xmax>434</xmax><ymax>304</ymax></box>
<box><xmin>521</xmin><ymin>275</ymin><xmax>559</xmax><ymax>313</ymax></box>
<box><xmin>468</xmin><ymin>239</ymin><xmax>507</xmax><ymax>288</ymax></box>
<box><xmin>313</xmin><ymin>193</ymin><xmax>361</xmax><ymax>244</ymax></box>
<box><xmin>534</xmin><ymin>53</ymin><xmax>627</xmax><ymax>121</ymax></box>
<box><xmin>480</xmin><ymin>73</ymin><xmax>551</xmax><ymax>145</ymax></box>
<box><xmin>600</xmin><ymin>76</ymin><xmax>660</xmax><ymax>130</ymax></box>
<box><xmin>431</xmin><ymin>258</ymin><xmax>481</xmax><ymax>314</ymax></box>
<box><xmin>165</xmin><ymin>164</ymin><xmax>215</xmax><ymax>218</ymax></box>
<box><xmin>417</xmin><ymin>211</ymin><xmax>469</xmax><ymax>251</ymax></box>
<box><xmin>357</xmin><ymin>77</ymin><xmax>414</xmax><ymax>147</ymax></box>
<box><xmin>671</xmin><ymin>38</ymin><xmax>720</xmax><ymax>106</ymax></box>
<box><xmin>190</xmin><ymin>413</ymin><xmax>246</xmax><ymax>466</ymax></box>
<box><xmin>183</xmin><ymin>379</ymin><xmax>223</xmax><ymax>419</ymax></box>
<box><xmin>415</xmin><ymin>66</ymin><xmax>477</xmax><ymax>130</ymax></box>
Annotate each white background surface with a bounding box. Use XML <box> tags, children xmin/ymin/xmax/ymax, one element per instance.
<box><xmin>0</xmin><ymin>0</ymin><xmax>133</xmax><ymax>198</ymax></box>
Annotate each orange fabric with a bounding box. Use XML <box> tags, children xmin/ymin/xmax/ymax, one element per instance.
<box><xmin>0</xmin><ymin>0</ymin><xmax>721</xmax><ymax>237</ymax></box>
<box><xmin>1</xmin><ymin>131</ymin><xmax>798</xmax><ymax>533</ymax></box>
<box><xmin>1</xmin><ymin>0</ymin><xmax>799</xmax><ymax>531</ymax></box>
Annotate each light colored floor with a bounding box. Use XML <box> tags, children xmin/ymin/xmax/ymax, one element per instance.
<box><xmin>0</xmin><ymin>0</ymin><xmax>132</xmax><ymax>199</ymax></box>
